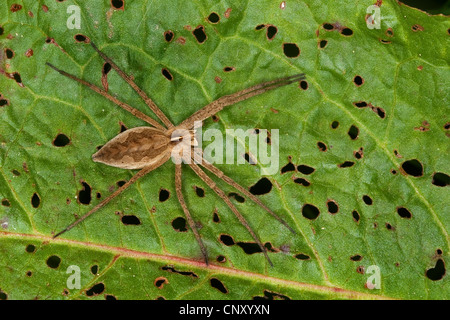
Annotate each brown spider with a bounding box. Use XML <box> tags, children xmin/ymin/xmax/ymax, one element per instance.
<box><xmin>47</xmin><ymin>42</ymin><xmax>304</xmax><ymax>266</ymax></box>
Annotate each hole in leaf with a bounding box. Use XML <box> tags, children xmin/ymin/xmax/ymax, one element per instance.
<box><xmin>348</xmin><ymin>125</ymin><xmax>359</xmax><ymax>140</ymax></box>
<box><xmin>317</xmin><ymin>141</ymin><xmax>327</xmax><ymax>151</ymax></box>
<box><xmin>253</xmin><ymin>290</ymin><xmax>290</xmax><ymax>300</ymax></box>
<box><xmin>161</xmin><ymin>266</ymin><xmax>198</xmax><ymax>278</ymax></box>
<box><xmin>121</xmin><ymin>214</ymin><xmax>141</xmax><ymax>225</ymax></box>
<box><xmin>46</xmin><ymin>255</ymin><xmax>61</xmax><ymax>269</ymax></box>
<box><xmin>11</xmin><ymin>72</ymin><xmax>23</xmax><ymax>86</ymax></box>
<box><xmin>401</xmin><ymin>159</ymin><xmax>423</xmax><ymax>177</ymax></box>
<box><xmin>249</xmin><ymin>178</ymin><xmax>272</xmax><ymax>195</ymax></box>
<box><xmin>117</xmin><ymin>180</ymin><xmax>126</xmax><ymax>187</ymax></box>
<box><xmin>0</xmin><ymin>98</ymin><xmax>10</xmax><ymax>107</ymax></box>
<box><xmin>264</xmin><ymin>242</ymin><xmax>278</xmax><ymax>253</ymax></box>
<box><xmin>229</xmin><ymin>192</ymin><xmax>245</xmax><ymax>203</ymax></box>
<box><xmin>244</xmin><ymin>152</ymin><xmax>256</xmax><ymax>165</ymax></box>
<box><xmin>297</xmin><ymin>164</ymin><xmax>315</xmax><ymax>175</ymax></box>
<box><xmin>172</xmin><ymin>217</ymin><xmax>187</xmax><ymax>232</ymax></box>
<box><xmin>350</xmin><ymin>255</ymin><xmax>363</xmax><ymax>261</ymax></box>
<box><xmin>362</xmin><ymin>195</ymin><xmax>373</xmax><ymax>205</ymax></box>
<box><xmin>5</xmin><ymin>48</ymin><xmax>14</xmax><ymax>59</ymax></box>
<box><xmin>255</xmin><ymin>24</ymin><xmax>266</xmax><ymax>30</ymax></box>
<box><xmin>352</xmin><ymin>210</ymin><xmax>360</xmax><ymax>222</ymax></box>
<box><xmin>159</xmin><ymin>188</ymin><xmax>170</xmax><ymax>202</ymax></box>
<box><xmin>74</xmin><ymin>34</ymin><xmax>90</xmax><ymax>43</ymax></box>
<box><xmin>213</xmin><ymin>209</ymin><xmax>220</xmax><ymax>223</ymax></box>
<box><xmin>354</xmin><ymin>147</ymin><xmax>364</xmax><ymax>159</ymax></box>
<box><xmin>78</xmin><ymin>181</ymin><xmax>92</xmax><ymax>205</ymax></box>
<box><xmin>432</xmin><ymin>172</ymin><xmax>449</xmax><ymax>187</ymax></box>
<box><xmin>207</xmin><ymin>12</ymin><xmax>220</xmax><ymax>24</ymax></box>
<box><xmin>193</xmin><ymin>25</ymin><xmax>207</xmax><ymax>44</ymax></box>
<box><xmin>237</xmin><ymin>242</ymin><xmax>262</xmax><ymax>254</ymax></box>
<box><xmin>293</xmin><ymin>178</ymin><xmax>310</xmax><ymax>187</ymax></box>
<box><xmin>111</xmin><ymin>0</ymin><xmax>124</xmax><ymax>10</ymax></box>
<box><xmin>118</xmin><ymin>122</ymin><xmax>127</xmax><ymax>133</ymax></box>
<box><xmin>164</xmin><ymin>30</ymin><xmax>174</xmax><ymax>42</ymax></box>
<box><xmin>216</xmin><ymin>255</ymin><xmax>226</xmax><ymax>263</ymax></box>
<box><xmin>91</xmin><ymin>265</ymin><xmax>98</xmax><ymax>275</ymax></box>
<box><xmin>52</xmin><ymin>133</ymin><xmax>70</xmax><ymax>147</ymax></box>
<box><xmin>219</xmin><ymin>234</ymin><xmax>235</xmax><ymax>246</ymax></box>
<box><xmin>194</xmin><ymin>186</ymin><xmax>205</xmax><ymax>197</ymax></box>
<box><xmin>397</xmin><ymin>207</ymin><xmax>412</xmax><ymax>219</ymax></box>
<box><xmin>103</xmin><ymin>62</ymin><xmax>112</xmax><ymax>75</ymax></box>
<box><xmin>283</xmin><ymin>43</ymin><xmax>300</xmax><ymax>58</ymax></box>
<box><xmin>223</xmin><ymin>66</ymin><xmax>235</xmax><ymax>72</ymax></box>
<box><xmin>326</xmin><ymin>200</ymin><xmax>339</xmax><ymax>214</ymax></box>
<box><xmin>373</xmin><ymin>106</ymin><xmax>386</xmax><ymax>119</ymax></box>
<box><xmin>210</xmin><ymin>278</ymin><xmax>228</xmax><ymax>294</ymax></box>
<box><xmin>281</xmin><ymin>162</ymin><xmax>295</xmax><ymax>174</ymax></box>
<box><xmin>1</xmin><ymin>199</ymin><xmax>10</xmax><ymax>207</ymax></box>
<box><xmin>386</xmin><ymin>223</ymin><xmax>393</xmax><ymax>230</ymax></box>
<box><xmin>353</xmin><ymin>101</ymin><xmax>368</xmax><ymax>108</ymax></box>
<box><xmin>299</xmin><ymin>80</ymin><xmax>308</xmax><ymax>90</ymax></box>
<box><xmin>338</xmin><ymin>161</ymin><xmax>355</xmax><ymax>168</ymax></box>
<box><xmin>302</xmin><ymin>204</ymin><xmax>320</xmax><ymax>220</ymax></box>
<box><xmin>12</xmin><ymin>169</ymin><xmax>20</xmax><ymax>176</ymax></box>
<box><xmin>31</xmin><ymin>192</ymin><xmax>40</xmax><ymax>208</ymax></box>
<box><xmin>86</xmin><ymin>283</ymin><xmax>105</xmax><ymax>296</ymax></box>
<box><xmin>162</xmin><ymin>68</ymin><xmax>173</xmax><ymax>81</ymax></box>
<box><xmin>26</xmin><ymin>244</ymin><xmax>36</xmax><ymax>253</ymax></box>
<box><xmin>266</xmin><ymin>25</ymin><xmax>278</xmax><ymax>40</ymax></box>
<box><xmin>154</xmin><ymin>277</ymin><xmax>168</xmax><ymax>289</ymax></box>
<box><xmin>386</xmin><ymin>28</ymin><xmax>394</xmax><ymax>37</ymax></box>
<box><xmin>319</xmin><ymin>39</ymin><xmax>328</xmax><ymax>49</ymax></box>
<box><xmin>426</xmin><ymin>259</ymin><xmax>446</xmax><ymax>281</ymax></box>
<box><xmin>353</xmin><ymin>75</ymin><xmax>364</xmax><ymax>86</ymax></box>
<box><xmin>341</xmin><ymin>28</ymin><xmax>353</xmax><ymax>36</ymax></box>
<box><xmin>323</xmin><ymin>23</ymin><xmax>334</xmax><ymax>30</ymax></box>
<box><xmin>295</xmin><ymin>253</ymin><xmax>310</xmax><ymax>260</ymax></box>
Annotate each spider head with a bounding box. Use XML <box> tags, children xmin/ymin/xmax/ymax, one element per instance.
<box><xmin>170</xmin><ymin>128</ymin><xmax>198</xmax><ymax>164</ymax></box>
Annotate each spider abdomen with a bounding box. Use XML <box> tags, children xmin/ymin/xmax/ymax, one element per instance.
<box><xmin>92</xmin><ymin>127</ymin><xmax>171</xmax><ymax>169</ymax></box>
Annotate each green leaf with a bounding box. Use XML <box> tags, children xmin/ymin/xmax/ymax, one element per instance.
<box><xmin>0</xmin><ymin>0</ymin><xmax>448</xmax><ymax>300</ymax></box>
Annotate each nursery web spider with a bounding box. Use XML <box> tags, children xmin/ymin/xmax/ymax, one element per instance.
<box><xmin>47</xmin><ymin>42</ymin><xmax>304</xmax><ymax>266</ymax></box>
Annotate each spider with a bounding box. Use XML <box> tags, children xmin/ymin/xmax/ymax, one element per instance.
<box><xmin>47</xmin><ymin>42</ymin><xmax>305</xmax><ymax>266</ymax></box>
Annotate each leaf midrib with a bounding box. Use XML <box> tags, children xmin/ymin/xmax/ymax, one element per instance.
<box><xmin>0</xmin><ymin>230</ymin><xmax>396</xmax><ymax>300</ymax></box>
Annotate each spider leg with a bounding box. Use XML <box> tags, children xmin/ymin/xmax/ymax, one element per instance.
<box><xmin>177</xmin><ymin>73</ymin><xmax>305</xmax><ymax>131</ymax></box>
<box><xmin>175</xmin><ymin>163</ymin><xmax>209</xmax><ymax>265</ymax></box>
<box><xmin>90</xmin><ymin>42</ymin><xmax>174</xmax><ymax>129</ymax></box>
<box><xmin>188</xmin><ymin>162</ymin><xmax>273</xmax><ymax>267</ymax></box>
<box><xmin>191</xmin><ymin>150</ymin><xmax>296</xmax><ymax>234</ymax></box>
<box><xmin>53</xmin><ymin>152</ymin><xmax>171</xmax><ymax>239</ymax></box>
<box><xmin>46</xmin><ymin>62</ymin><xmax>164</xmax><ymax>130</ymax></box>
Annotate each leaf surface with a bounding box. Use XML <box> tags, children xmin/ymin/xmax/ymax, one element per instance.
<box><xmin>0</xmin><ymin>0</ymin><xmax>449</xmax><ymax>300</ymax></box>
